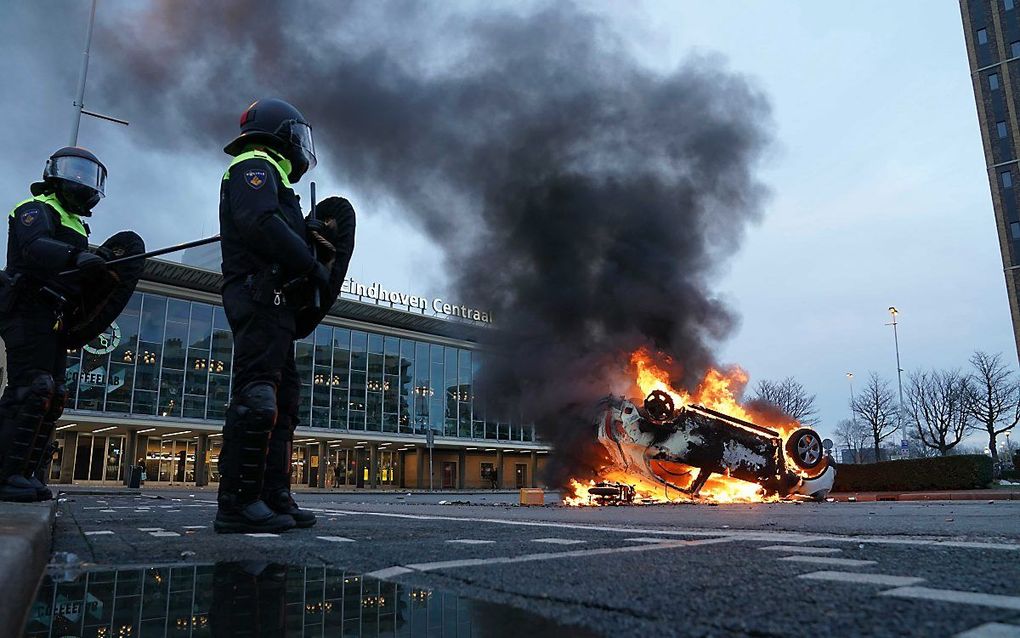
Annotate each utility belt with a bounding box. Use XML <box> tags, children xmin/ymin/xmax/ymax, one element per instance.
<box><xmin>0</xmin><ymin>270</ymin><xmax>72</xmax><ymax>329</ymax></box>
<box><xmin>244</xmin><ymin>264</ymin><xmax>310</xmax><ymax>309</ymax></box>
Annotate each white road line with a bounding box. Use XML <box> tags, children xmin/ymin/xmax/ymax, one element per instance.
<box><xmin>323</xmin><ymin>509</ymin><xmax>1020</xmax><ymax>551</ymax></box>
<box><xmin>84</xmin><ymin>530</ymin><xmax>114</xmax><ymax>536</ymax></box>
<box><xmin>758</xmin><ymin>545</ymin><xmax>841</xmax><ymax>554</ymax></box>
<box><xmin>245</xmin><ymin>533</ymin><xmax>280</xmax><ymax>538</ymax></box>
<box><xmin>625</xmin><ymin>537</ymin><xmax>671</xmax><ymax>544</ymax></box>
<box><xmin>138</xmin><ymin>527</ymin><xmax>163</xmax><ymax>532</ymax></box>
<box><xmin>955</xmin><ymin>623</ymin><xmax>1020</xmax><ymax>638</ymax></box>
<box><xmin>181</xmin><ymin>526</ymin><xmax>207</xmax><ymax>530</ymax></box>
<box><xmin>317</xmin><ymin>536</ymin><xmax>356</xmax><ymax>543</ymax></box>
<box><xmin>881</xmin><ymin>587</ymin><xmax>1020</xmax><ymax>611</ymax></box>
<box><xmin>778</xmin><ymin>556</ymin><xmax>876</xmax><ymax>567</ymax></box>
<box><xmin>797</xmin><ymin>571</ymin><xmax>925</xmax><ymax>587</ymax></box>
<box><xmin>446</xmin><ymin>539</ymin><xmax>496</xmax><ymax>545</ymax></box>
<box><xmin>99</xmin><ymin>509</ymin><xmax>115</xmax><ymax>513</ymax></box>
<box><xmin>404</xmin><ymin>537</ymin><xmax>735</xmax><ymax>572</ymax></box>
<box><xmin>149</xmin><ymin>531</ymin><xmax>180</xmax><ymax>537</ymax></box>
<box><xmin>365</xmin><ymin>566</ymin><xmax>415</xmax><ymax>579</ymax></box>
<box><xmin>531</xmin><ymin>538</ymin><xmax>587</xmax><ymax>545</ymax></box>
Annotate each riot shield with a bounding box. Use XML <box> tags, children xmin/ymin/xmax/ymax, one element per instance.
<box><xmin>294</xmin><ymin>196</ymin><xmax>356</xmax><ymax>339</ymax></box>
<box><xmin>64</xmin><ymin>231</ymin><xmax>146</xmax><ymax>351</ymax></box>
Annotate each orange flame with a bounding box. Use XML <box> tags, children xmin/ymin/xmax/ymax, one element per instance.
<box><xmin>565</xmin><ymin>348</ymin><xmax>806</xmax><ymax>505</ymax></box>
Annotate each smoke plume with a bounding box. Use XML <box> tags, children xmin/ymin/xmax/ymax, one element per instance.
<box><xmin>95</xmin><ymin>0</ymin><xmax>772</xmax><ymax>485</ymax></box>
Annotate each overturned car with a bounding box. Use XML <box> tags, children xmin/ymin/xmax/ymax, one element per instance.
<box><xmin>595</xmin><ymin>391</ymin><xmax>835</xmax><ymax>500</ymax></box>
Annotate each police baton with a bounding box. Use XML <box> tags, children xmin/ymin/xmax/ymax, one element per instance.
<box><xmin>58</xmin><ymin>234</ymin><xmax>221</xmax><ymax>276</ymax></box>
<box><xmin>309</xmin><ymin>181</ymin><xmax>321</xmax><ymax>310</ymax></box>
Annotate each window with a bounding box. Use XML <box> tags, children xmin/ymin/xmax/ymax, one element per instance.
<box><xmin>991</xmin><ymin>73</ymin><xmax>1001</xmax><ymax>90</ymax></box>
<box><xmin>1012</xmin><ymin>41</ymin><xmax>1020</xmax><ymax>57</ymax></box>
<box><xmin>998</xmin><ymin>121</ymin><xmax>1009</xmax><ymax>138</ymax></box>
<box><xmin>1011</xmin><ymin>221</ymin><xmax>1020</xmax><ymax>239</ymax></box>
<box><xmin>1004</xmin><ymin>171</ymin><xmax>1014</xmax><ymax>188</ymax></box>
<box><xmin>978</xmin><ymin>28</ymin><xmax>989</xmax><ymax>45</ymax></box>
<box><xmin>1007</xmin><ymin>0</ymin><xmax>1015</xmax><ymax>10</ymax></box>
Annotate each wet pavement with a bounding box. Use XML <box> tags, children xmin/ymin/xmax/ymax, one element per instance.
<box><xmin>29</xmin><ymin>489</ymin><xmax>1020</xmax><ymax>637</ymax></box>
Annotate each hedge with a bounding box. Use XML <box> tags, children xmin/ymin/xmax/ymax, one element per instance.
<box><xmin>832</xmin><ymin>455</ymin><xmax>993</xmax><ymax>492</ymax></box>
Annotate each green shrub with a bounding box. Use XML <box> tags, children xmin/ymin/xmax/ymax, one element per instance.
<box><xmin>832</xmin><ymin>455</ymin><xmax>993</xmax><ymax>492</ymax></box>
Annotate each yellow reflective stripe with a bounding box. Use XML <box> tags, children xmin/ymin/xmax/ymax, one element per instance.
<box><xmin>8</xmin><ymin>194</ymin><xmax>88</xmax><ymax>237</ymax></box>
<box><xmin>223</xmin><ymin>150</ymin><xmax>291</xmax><ymax>189</ymax></box>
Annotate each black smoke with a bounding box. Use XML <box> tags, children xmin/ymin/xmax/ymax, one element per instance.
<box><xmin>95</xmin><ymin>0</ymin><xmax>772</xmax><ymax>486</ymax></box>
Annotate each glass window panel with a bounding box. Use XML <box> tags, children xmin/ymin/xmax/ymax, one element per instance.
<box><xmin>189</xmin><ymin>303</ymin><xmax>213</xmax><ymax>350</ymax></box>
<box><xmin>990</xmin><ymin>73</ymin><xmax>1001</xmax><ymax>90</ymax></box>
<box><xmin>299</xmin><ymin>384</ymin><xmax>313</xmax><ymax>427</ymax></box>
<box><xmin>76</xmin><ymin>351</ymin><xmax>109</xmax><ymax>412</ymax></box>
<box><xmin>1012</xmin><ymin>40</ymin><xmax>1020</xmax><ymax>57</ymax></box>
<box><xmin>429</xmin><ymin>344</ymin><xmax>444</xmax><ymax>433</ymax></box>
<box><xmin>367</xmin><ymin>393</ymin><xmax>382</xmax><ymax>431</ymax></box>
<box><xmin>978</xmin><ymin>28</ymin><xmax>988</xmax><ymax>45</ymax></box>
<box><xmin>106</xmin><ymin>362</ymin><xmax>134</xmax><ymax>413</ymax></box>
<box><xmin>210</xmin><ymin>329</ymin><xmax>232</xmax><ymax>375</ymax></box>
<box><xmin>331</xmin><ymin>388</ymin><xmax>348</xmax><ymax>429</ymax></box>
<box><xmin>1011</xmin><ymin>221</ymin><xmax>1020</xmax><ymax>240</ymax></box>
<box><xmin>167</xmin><ymin>298</ymin><xmax>190</xmax><ymax>323</ymax></box>
<box><xmin>207</xmin><ymin>375</ymin><xmax>231</xmax><ymax>420</ymax></box>
<box><xmin>185</xmin><ymin>358</ymin><xmax>209</xmax><ymax>394</ymax></box>
<box><xmin>133</xmin><ymin>389</ymin><xmax>157</xmax><ymax>416</ymax></box>
<box><xmin>139</xmin><ymin>295</ymin><xmax>167</xmax><ymax>341</ymax></box>
<box><xmin>398</xmin><ymin>339</ymin><xmax>415</xmax><ymax>433</ymax></box>
<box><xmin>350</xmin><ymin>331</ymin><xmax>367</xmax><ymax>371</ymax></box>
<box><xmin>1003</xmin><ymin>170</ymin><xmax>1013</xmax><ymax>188</ymax></box>
<box><xmin>159</xmin><ymin>370</ymin><xmax>183</xmax><ymax>417</ymax></box>
<box><xmin>1008</xmin><ymin>0</ymin><xmax>1015</xmax><ymax>10</ymax></box>
<box><xmin>183</xmin><ymin>396</ymin><xmax>206</xmax><ymax>419</ymax></box>
<box><xmin>368</xmin><ymin>333</ymin><xmax>383</xmax><ymax>354</ymax></box>
<box><xmin>998</xmin><ymin>121</ymin><xmax>1009</xmax><ymax>138</ymax></box>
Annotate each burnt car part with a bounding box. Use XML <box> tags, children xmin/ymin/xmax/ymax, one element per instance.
<box><xmin>586</xmin><ymin>481</ymin><xmax>636</xmax><ymax>505</ymax></box>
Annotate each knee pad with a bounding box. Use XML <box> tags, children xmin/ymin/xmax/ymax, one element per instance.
<box><xmin>14</xmin><ymin>372</ymin><xmax>55</xmax><ymax>412</ymax></box>
<box><xmin>235</xmin><ymin>382</ymin><xmax>278</xmax><ymax>433</ymax></box>
<box><xmin>44</xmin><ymin>386</ymin><xmax>67</xmax><ymax>422</ymax></box>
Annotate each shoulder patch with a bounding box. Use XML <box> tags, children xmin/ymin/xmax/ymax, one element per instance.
<box><xmin>244</xmin><ymin>168</ymin><xmax>268</xmax><ymax>190</ymax></box>
<box><xmin>20</xmin><ymin>208</ymin><xmax>40</xmax><ymax>227</ymax></box>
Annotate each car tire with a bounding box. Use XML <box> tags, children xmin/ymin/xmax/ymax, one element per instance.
<box><xmin>786</xmin><ymin>428</ymin><xmax>827</xmax><ymax>477</ymax></box>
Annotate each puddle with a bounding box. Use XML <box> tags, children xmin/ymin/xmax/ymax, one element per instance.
<box><xmin>23</xmin><ymin>561</ymin><xmax>598</xmax><ymax>637</ymax></box>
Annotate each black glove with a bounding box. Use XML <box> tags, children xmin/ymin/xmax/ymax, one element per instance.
<box><xmin>306</xmin><ymin>218</ymin><xmax>328</xmax><ymax>236</ymax></box>
<box><xmin>307</xmin><ymin>261</ymin><xmax>332</xmax><ymax>299</ymax></box>
<box><xmin>74</xmin><ymin>251</ymin><xmax>106</xmax><ymax>273</ymax></box>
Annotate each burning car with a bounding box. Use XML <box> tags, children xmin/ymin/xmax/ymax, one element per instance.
<box><xmin>594</xmin><ymin>390</ymin><xmax>835</xmax><ymax>500</ymax></box>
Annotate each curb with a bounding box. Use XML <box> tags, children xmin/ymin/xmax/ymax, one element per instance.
<box><xmin>829</xmin><ymin>491</ymin><xmax>1020</xmax><ymax>502</ymax></box>
<box><xmin>0</xmin><ymin>500</ymin><xmax>56</xmax><ymax>633</ymax></box>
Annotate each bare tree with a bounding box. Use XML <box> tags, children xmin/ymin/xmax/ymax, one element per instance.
<box><xmin>851</xmin><ymin>372</ymin><xmax>899</xmax><ymax>460</ymax></box>
<box><xmin>905</xmin><ymin>369</ymin><xmax>971</xmax><ymax>456</ymax></box>
<box><xmin>965</xmin><ymin>351</ymin><xmax>1020</xmax><ymax>464</ymax></box>
<box><xmin>905</xmin><ymin>423</ymin><xmax>938</xmax><ymax>459</ymax></box>
<box><xmin>750</xmin><ymin>377</ymin><xmax>819</xmax><ymax>425</ymax></box>
<box><xmin>834</xmin><ymin>418</ymin><xmax>868</xmax><ymax>463</ymax></box>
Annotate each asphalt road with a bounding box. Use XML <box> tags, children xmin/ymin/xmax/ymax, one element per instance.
<box><xmin>34</xmin><ymin>489</ymin><xmax>1020</xmax><ymax>637</ymax></box>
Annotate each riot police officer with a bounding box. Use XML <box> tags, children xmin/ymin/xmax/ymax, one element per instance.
<box><xmin>0</xmin><ymin>147</ymin><xmax>110</xmax><ymax>502</ymax></box>
<box><xmin>216</xmin><ymin>98</ymin><xmax>336</xmax><ymax>533</ymax></box>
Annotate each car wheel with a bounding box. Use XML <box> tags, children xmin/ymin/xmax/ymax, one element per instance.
<box><xmin>643</xmin><ymin>390</ymin><xmax>675</xmax><ymax>422</ymax></box>
<box><xmin>786</xmin><ymin>428</ymin><xmax>825</xmax><ymax>474</ymax></box>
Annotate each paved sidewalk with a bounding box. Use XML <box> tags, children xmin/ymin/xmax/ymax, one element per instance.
<box><xmin>0</xmin><ymin>500</ymin><xmax>56</xmax><ymax>633</ymax></box>
<box><xmin>830</xmin><ymin>489</ymin><xmax>1020</xmax><ymax>502</ymax></box>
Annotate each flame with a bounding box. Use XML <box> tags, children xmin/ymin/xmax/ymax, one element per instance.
<box><xmin>565</xmin><ymin>348</ymin><xmax>808</xmax><ymax>506</ymax></box>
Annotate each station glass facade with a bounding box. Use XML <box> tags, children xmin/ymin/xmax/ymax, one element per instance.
<box><xmin>65</xmin><ymin>290</ymin><xmax>535</xmax><ymax>442</ymax></box>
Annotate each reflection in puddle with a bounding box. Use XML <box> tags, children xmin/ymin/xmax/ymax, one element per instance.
<box><xmin>24</xmin><ymin>561</ymin><xmax>597</xmax><ymax>637</ymax></box>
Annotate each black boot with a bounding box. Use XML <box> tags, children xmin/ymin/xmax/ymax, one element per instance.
<box><xmin>262</xmin><ymin>420</ymin><xmax>316</xmax><ymax>528</ymax></box>
<box><xmin>24</xmin><ymin>421</ymin><xmax>59</xmax><ymax>502</ymax></box>
<box><xmin>0</xmin><ymin>375</ymin><xmax>52</xmax><ymax>503</ymax></box>
<box><xmin>215</xmin><ymin>383</ymin><xmax>295</xmax><ymax>534</ymax></box>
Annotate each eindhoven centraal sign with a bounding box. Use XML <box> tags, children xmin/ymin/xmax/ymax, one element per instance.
<box><xmin>341</xmin><ymin>277</ymin><xmax>493</xmax><ymax>324</ymax></box>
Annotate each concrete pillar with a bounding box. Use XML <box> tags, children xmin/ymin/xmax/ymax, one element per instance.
<box><xmin>369</xmin><ymin>443</ymin><xmax>378</xmax><ymax>489</ymax></box>
<box><xmin>317</xmin><ymin>442</ymin><xmax>328</xmax><ymax>488</ymax></box>
<box><xmin>416</xmin><ymin>446</ymin><xmax>425</xmax><ymax>489</ymax></box>
<box><xmin>59</xmin><ymin>431</ymin><xmax>77</xmax><ymax>484</ymax></box>
<box><xmin>530</xmin><ymin>451</ymin><xmax>538</xmax><ymax>488</ymax></box>
<box><xmin>397</xmin><ymin>450</ymin><xmax>405</xmax><ymax>488</ymax></box>
<box><xmin>496</xmin><ymin>450</ymin><xmax>504</xmax><ymax>490</ymax></box>
<box><xmin>194</xmin><ymin>434</ymin><xmax>208</xmax><ymax>487</ymax></box>
<box><xmin>457</xmin><ymin>450</ymin><xmax>466</xmax><ymax>489</ymax></box>
<box><xmin>122</xmin><ymin>430</ymin><xmax>138</xmax><ymax>485</ymax></box>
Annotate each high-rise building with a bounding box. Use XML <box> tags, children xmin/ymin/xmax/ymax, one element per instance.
<box><xmin>961</xmin><ymin>0</ymin><xmax>1020</xmax><ymax>358</ymax></box>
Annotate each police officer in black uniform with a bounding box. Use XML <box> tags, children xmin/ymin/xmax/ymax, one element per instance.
<box><xmin>215</xmin><ymin>98</ymin><xmax>334</xmax><ymax>533</ymax></box>
<box><xmin>0</xmin><ymin>147</ymin><xmax>110</xmax><ymax>502</ymax></box>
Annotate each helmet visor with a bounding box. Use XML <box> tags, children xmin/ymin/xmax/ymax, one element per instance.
<box><xmin>47</xmin><ymin>155</ymin><xmax>107</xmax><ymax>197</ymax></box>
<box><xmin>279</xmin><ymin>120</ymin><xmax>317</xmax><ymax>171</ymax></box>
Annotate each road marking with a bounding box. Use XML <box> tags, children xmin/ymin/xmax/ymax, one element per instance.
<box><xmin>759</xmin><ymin>545</ymin><xmax>841</xmax><ymax>554</ymax></box>
<box><xmin>797</xmin><ymin>571</ymin><xmax>925</xmax><ymax>587</ymax></box>
<box><xmin>956</xmin><ymin>623</ymin><xmax>1020</xmax><ymax>638</ymax></box>
<box><xmin>778</xmin><ymin>556</ymin><xmax>876</xmax><ymax>567</ymax></box>
<box><xmin>402</xmin><ymin>537</ymin><xmax>735</xmax><ymax>573</ymax></box>
<box><xmin>446</xmin><ymin>539</ymin><xmax>495</xmax><ymax>545</ymax></box>
<box><xmin>99</xmin><ymin>509</ymin><xmax>115</xmax><ymax>513</ymax></box>
<box><xmin>138</xmin><ymin>527</ymin><xmax>163</xmax><ymax>532</ymax></box>
<box><xmin>149</xmin><ymin>531</ymin><xmax>180</xmax><ymax>537</ymax></box>
<box><xmin>532</xmin><ymin>538</ymin><xmax>587</xmax><ymax>545</ymax></box>
<box><xmin>881</xmin><ymin>587</ymin><xmax>1020</xmax><ymax>611</ymax></box>
<box><xmin>317</xmin><ymin>536</ymin><xmax>356</xmax><ymax>543</ymax></box>
<box><xmin>323</xmin><ymin>509</ymin><xmax>1020</xmax><ymax>551</ymax></box>
<box><xmin>365</xmin><ymin>566</ymin><xmax>415</xmax><ymax>579</ymax></box>
<box><xmin>182</xmin><ymin>526</ymin><xmax>206</xmax><ymax>530</ymax></box>
<box><xmin>84</xmin><ymin>530</ymin><xmax>113</xmax><ymax>536</ymax></box>
<box><xmin>245</xmin><ymin>533</ymin><xmax>280</xmax><ymax>538</ymax></box>
<box><xmin>625</xmin><ymin>537</ymin><xmax>673</xmax><ymax>544</ymax></box>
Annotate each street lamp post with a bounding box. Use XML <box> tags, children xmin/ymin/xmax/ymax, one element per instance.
<box><xmin>69</xmin><ymin>0</ymin><xmax>129</xmax><ymax>146</ymax></box>
<box><xmin>887</xmin><ymin>307</ymin><xmax>905</xmax><ymax>450</ymax></box>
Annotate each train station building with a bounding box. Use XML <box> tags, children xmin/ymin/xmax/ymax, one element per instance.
<box><xmin>24</xmin><ymin>252</ymin><xmax>549</xmax><ymax>490</ymax></box>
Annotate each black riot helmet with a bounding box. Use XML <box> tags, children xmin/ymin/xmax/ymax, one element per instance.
<box><xmin>31</xmin><ymin>146</ymin><xmax>108</xmax><ymax>216</ymax></box>
<box><xmin>223</xmin><ymin>98</ymin><xmax>317</xmax><ymax>183</ymax></box>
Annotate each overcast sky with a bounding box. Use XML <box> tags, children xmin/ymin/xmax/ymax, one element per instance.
<box><xmin>0</xmin><ymin>1</ymin><xmax>1010</xmax><ymax>447</ymax></box>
